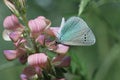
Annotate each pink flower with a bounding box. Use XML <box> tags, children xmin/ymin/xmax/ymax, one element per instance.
<box><xmin>54</xmin><ymin>44</ymin><xmax>69</xmax><ymax>54</ymax></box>
<box><xmin>28</xmin><ymin>16</ymin><xmax>51</xmax><ymax>38</ymax></box>
<box><xmin>3</xmin><ymin>50</ymin><xmax>18</xmax><ymax>60</ymax></box>
<box><xmin>20</xmin><ymin>66</ymin><xmax>37</xmax><ymax>80</ymax></box>
<box><xmin>3</xmin><ymin>14</ymin><xmax>23</xmax><ymax>30</ymax></box>
<box><xmin>20</xmin><ymin>66</ymin><xmax>42</xmax><ymax>80</ymax></box>
<box><xmin>45</xmin><ymin>27</ymin><xmax>60</xmax><ymax>37</ymax></box>
<box><xmin>28</xmin><ymin>19</ymin><xmax>46</xmax><ymax>33</ymax></box>
<box><xmin>27</xmin><ymin>53</ymin><xmax>48</xmax><ymax>68</ymax></box>
<box><xmin>14</xmin><ymin>38</ymin><xmax>26</xmax><ymax>47</ymax></box>
<box><xmin>37</xmin><ymin>16</ymin><xmax>51</xmax><ymax>29</ymax></box>
<box><xmin>9</xmin><ymin>31</ymin><xmax>22</xmax><ymax>42</ymax></box>
<box><xmin>4</xmin><ymin>48</ymin><xmax>26</xmax><ymax>60</ymax></box>
<box><xmin>19</xmin><ymin>53</ymin><xmax>28</xmax><ymax>64</ymax></box>
<box><xmin>52</xmin><ymin>55</ymin><xmax>71</xmax><ymax>67</ymax></box>
<box><xmin>36</xmin><ymin>35</ymin><xmax>45</xmax><ymax>45</ymax></box>
<box><xmin>45</xmin><ymin>41</ymin><xmax>69</xmax><ymax>54</ymax></box>
<box><xmin>3</xmin><ymin>15</ymin><xmax>23</xmax><ymax>41</ymax></box>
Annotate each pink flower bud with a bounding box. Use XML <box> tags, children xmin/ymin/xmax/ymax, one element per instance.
<box><xmin>4</xmin><ymin>0</ymin><xmax>19</xmax><ymax>15</ymax></box>
<box><xmin>36</xmin><ymin>35</ymin><xmax>45</xmax><ymax>45</ymax></box>
<box><xmin>3</xmin><ymin>50</ymin><xmax>18</xmax><ymax>60</ymax></box>
<box><xmin>57</xmin><ymin>56</ymin><xmax>71</xmax><ymax>67</ymax></box>
<box><xmin>52</xmin><ymin>55</ymin><xmax>65</xmax><ymax>62</ymax></box>
<box><xmin>21</xmin><ymin>66</ymin><xmax>36</xmax><ymax>80</ymax></box>
<box><xmin>52</xmin><ymin>55</ymin><xmax>71</xmax><ymax>67</ymax></box>
<box><xmin>28</xmin><ymin>53</ymin><xmax>48</xmax><ymax>68</ymax></box>
<box><xmin>54</xmin><ymin>44</ymin><xmax>69</xmax><ymax>54</ymax></box>
<box><xmin>19</xmin><ymin>53</ymin><xmax>28</xmax><ymax>64</ymax></box>
<box><xmin>3</xmin><ymin>15</ymin><xmax>22</xmax><ymax>30</ymax></box>
<box><xmin>14</xmin><ymin>38</ymin><xmax>26</xmax><ymax>47</ymax></box>
<box><xmin>4</xmin><ymin>48</ymin><xmax>26</xmax><ymax>60</ymax></box>
<box><xmin>9</xmin><ymin>31</ymin><xmax>22</xmax><ymax>42</ymax></box>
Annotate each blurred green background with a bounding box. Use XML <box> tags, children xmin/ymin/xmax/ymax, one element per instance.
<box><xmin>1</xmin><ymin>0</ymin><xmax>120</xmax><ymax>80</ymax></box>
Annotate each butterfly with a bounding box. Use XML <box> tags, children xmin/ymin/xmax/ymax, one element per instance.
<box><xmin>56</xmin><ymin>16</ymin><xmax>96</xmax><ymax>46</ymax></box>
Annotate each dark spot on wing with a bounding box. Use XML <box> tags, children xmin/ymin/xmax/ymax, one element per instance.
<box><xmin>84</xmin><ymin>34</ymin><xmax>87</xmax><ymax>41</ymax></box>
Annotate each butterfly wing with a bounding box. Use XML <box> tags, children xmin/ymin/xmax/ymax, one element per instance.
<box><xmin>57</xmin><ymin>16</ymin><xmax>95</xmax><ymax>46</ymax></box>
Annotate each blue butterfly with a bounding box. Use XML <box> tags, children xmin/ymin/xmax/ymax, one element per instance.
<box><xmin>56</xmin><ymin>16</ymin><xmax>96</xmax><ymax>46</ymax></box>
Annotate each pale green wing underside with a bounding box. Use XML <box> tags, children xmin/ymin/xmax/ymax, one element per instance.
<box><xmin>57</xmin><ymin>16</ymin><xmax>96</xmax><ymax>46</ymax></box>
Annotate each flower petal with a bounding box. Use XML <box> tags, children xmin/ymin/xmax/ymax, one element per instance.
<box><xmin>19</xmin><ymin>53</ymin><xmax>27</xmax><ymax>64</ymax></box>
<box><xmin>37</xmin><ymin>16</ymin><xmax>51</xmax><ymax>30</ymax></box>
<box><xmin>21</xmin><ymin>66</ymin><xmax>36</xmax><ymax>79</ymax></box>
<box><xmin>54</xmin><ymin>44</ymin><xmax>69</xmax><ymax>54</ymax></box>
<box><xmin>52</xmin><ymin>55</ymin><xmax>71</xmax><ymax>67</ymax></box>
<box><xmin>3</xmin><ymin>50</ymin><xmax>18</xmax><ymax>60</ymax></box>
<box><xmin>20</xmin><ymin>74</ymin><xmax>28</xmax><ymax>80</ymax></box>
<box><xmin>45</xmin><ymin>27</ymin><xmax>60</xmax><ymax>37</ymax></box>
<box><xmin>58</xmin><ymin>56</ymin><xmax>71</xmax><ymax>67</ymax></box>
<box><xmin>36</xmin><ymin>35</ymin><xmax>45</xmax><ymax>45</ymax></box>
<box><xmin>28</xmin><ymin>53</ymin><xmax>48</xmax><ymax>68</ymax></box>
<box><xmin>9</xmin><ymin>31</ymin><xmax>22</xmax><ymax>42</ymax></box>
<box><xmin>3</xmin><ymin>15</ymin><xmax>21</xmax><ymax>30</ymax></box>
<box><xmin>2</xmin><ymin>29</ymin><xmax>11</xmax><ymax>41</ymax></box>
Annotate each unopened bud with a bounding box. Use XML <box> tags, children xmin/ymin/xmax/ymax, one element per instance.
<box><xmin>4</xmin><ymin>0</ymin><xmax>19</xmax><ymax>15</ymax></box>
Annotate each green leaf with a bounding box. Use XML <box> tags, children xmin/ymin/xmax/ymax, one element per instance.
<box><xmin>78</xmin><ymin>0</ymin><xmax>91</xmax><ymax>16</ymax></box>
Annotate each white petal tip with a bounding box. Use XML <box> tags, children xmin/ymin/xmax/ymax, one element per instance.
<box><xmin>2</xmin><ymin>30</ymin><xmax>11</xmax><ymax>41</ymax></box>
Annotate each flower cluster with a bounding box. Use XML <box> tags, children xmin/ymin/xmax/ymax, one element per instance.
<box><xmin>3</xmin><ymin>0</ymin><xmax>96</xmax><ymax>80</ymax></box>
<box><xmin>3</xmin><ymin>14</ymin><xmax>71</xmax><ymax>80</ymax></box>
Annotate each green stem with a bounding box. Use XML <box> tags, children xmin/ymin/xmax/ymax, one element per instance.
<box><xmin>32</xmin><ymin>38</ymin><xmax>39</xmax><ymax>53</ymax></box>
<box><xmin>22</xmin><ymin>14</ymin><xmax>30</xmax><ymax>32</ymax></box>
<box><xmin>21</xmin><ymin>14</ymin><xmax>39</xmax><ymax>53</ymax></box>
